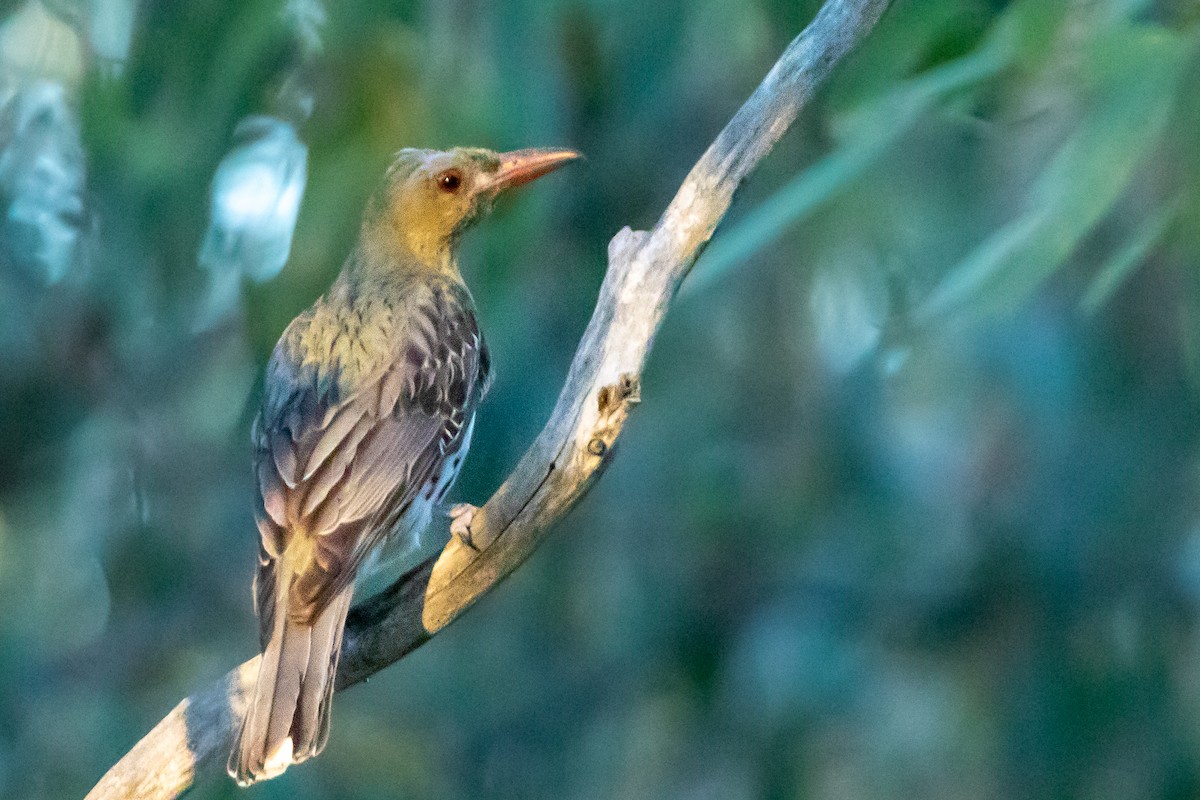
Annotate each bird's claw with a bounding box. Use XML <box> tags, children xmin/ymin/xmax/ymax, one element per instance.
<box><xmin>448</xmin><ymin>503</ymin><xmax>480</xmax><ymax>551</ymax></box>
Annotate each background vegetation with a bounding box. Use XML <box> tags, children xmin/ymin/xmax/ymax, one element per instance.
<box><xmin>3</xmin><ymin>0</ymin><xmax>1200</xmax><ymax>797</ymax></box>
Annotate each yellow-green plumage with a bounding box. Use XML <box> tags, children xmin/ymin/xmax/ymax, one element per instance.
<box><xmin>229</xmin><ymin>146</ymin><xmax>578</xmax><ymax>786</ymax></box>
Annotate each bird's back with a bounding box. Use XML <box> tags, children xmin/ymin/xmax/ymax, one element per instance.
<box><xmin>256</xmin><ymin>265</ymin><xmax>488</xmax><ymax>619</ymax></box>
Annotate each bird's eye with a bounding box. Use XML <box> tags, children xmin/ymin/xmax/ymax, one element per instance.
<box><xmin>436</xmin><ymin>169</ymin><xmax>463</xmax><ymax>193</ymax></box>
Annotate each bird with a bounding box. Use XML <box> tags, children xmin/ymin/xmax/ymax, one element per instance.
<box><xmin>228</xmin><ymin>146</ymin><xmax>579</xmax><ymax>786</ymax></box>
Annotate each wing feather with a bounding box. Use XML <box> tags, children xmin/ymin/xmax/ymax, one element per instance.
<box><xmin>252</xmin><ymin>281</ymin><xmax>490</xmax><ymax>630</ymax></box>
<box><xmin>303</xmin><ymin>404</ymin><xmax>367</xmax><ymax>482</ymax></box>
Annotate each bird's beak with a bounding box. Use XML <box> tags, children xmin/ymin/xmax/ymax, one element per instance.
<box><xmin>478</xmin><ymin>148</ymin><xmax>581</xmax><ymax>195</ymax></box>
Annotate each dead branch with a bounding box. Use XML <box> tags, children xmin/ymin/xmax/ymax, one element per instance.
<box><xmin>85</xmin><ymin>1</ymin><xmax>891</xmax><ymax>796</ymax></box>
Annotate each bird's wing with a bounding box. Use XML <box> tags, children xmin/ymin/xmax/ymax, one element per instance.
<box><xmin>253</xmin><ymin>285</ymin><xmax>487</xmax><ymax>635</ymax></box>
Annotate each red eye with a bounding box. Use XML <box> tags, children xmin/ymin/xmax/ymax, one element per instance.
<box><xmin>437</xmin><ymin>170</ymin><xmax>462</xmax><ymax>193</ymax></box>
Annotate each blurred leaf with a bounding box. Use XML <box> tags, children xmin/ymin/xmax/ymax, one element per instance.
<box><xmin>1079</xmin><ymin>197</ymin><xmax>1181</xmax><ymax>314</ymax></box>
<box><xmin>1182</xmin><ymin>259</ymin><xmax>1200</xmax><ymax>394</ymax></box>
<box><xmin>684</xmin><ymin>5</ymin><xmax>1021</xmax><ymax>295</ymax></box>
<box><xmin>918</xmin><ymin>25</ymin><xmax>1193</xmax><ymax>324</ymax></box>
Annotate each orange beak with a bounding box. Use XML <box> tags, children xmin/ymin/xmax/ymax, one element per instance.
<box><xmin>478</xmin><ymin>148</ymin><xmax>581</xmax><ymax>195</ymax></box>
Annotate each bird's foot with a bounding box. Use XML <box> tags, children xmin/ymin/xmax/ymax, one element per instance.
<box><xmin>448</xmin><ymin>503</ymin><xmax>480</xmax><ymax>551</ymax></box>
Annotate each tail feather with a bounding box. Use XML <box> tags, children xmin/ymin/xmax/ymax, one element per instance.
<box><xmin>292</xmin><ymin>589</ymin><xmax>352</xmax><ymax>759</ymax></box>
<box><xmin>228</xmin><ymin>585</ymin><xmax>354</xmax><ymax>786</ymax></box>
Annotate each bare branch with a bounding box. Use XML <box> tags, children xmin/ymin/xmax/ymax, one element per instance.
<box><xmin>85</xmin><ymin>1</ymin><xmax>891</xmax><ymax>796</ymax></box>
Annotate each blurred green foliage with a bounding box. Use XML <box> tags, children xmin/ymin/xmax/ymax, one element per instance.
<box><xmin>3</xmin><ymin>0</ymin><xmax>1200</xmax><ymax>798</ymax></box>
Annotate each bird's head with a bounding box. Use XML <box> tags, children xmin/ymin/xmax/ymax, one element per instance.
<box><xmin>361</xmin><ymin>146</ymin><xmax>580</xmax><ymax>268</ymax></box>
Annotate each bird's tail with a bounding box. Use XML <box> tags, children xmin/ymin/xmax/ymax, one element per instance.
<box><xmin>228</xmin><ymin>583</ymin><xmax>354</xmax><ymax>786</ymax></box>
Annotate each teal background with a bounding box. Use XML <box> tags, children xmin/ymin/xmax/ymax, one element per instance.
<box><xmin>3</xmin><ymin>0</ymin><xmax>1200</xmax><ymax>797</ymax></box>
